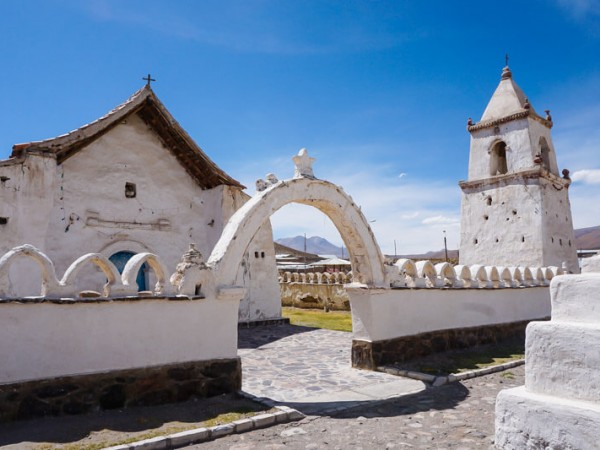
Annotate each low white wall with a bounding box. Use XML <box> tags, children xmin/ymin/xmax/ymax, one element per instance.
<box><xmin>348</xmin><ymin>286</ymin><xmax>550</xmax><ymax>342</ymax></box>
<box><xmin>0</xmin><ymin>296</ymin><xmax>239</xmax><ymax>384</ymax></box>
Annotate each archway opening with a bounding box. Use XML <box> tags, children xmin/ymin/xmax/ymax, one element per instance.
<box><xmin>490</xmin><ymin>141</ymin><xmax>508</xmax><ymax>176</ymax></box>
<box><xmin>271</xmin><ymin>203</ymin><xmax>353</xmax><ymax>319</ymax></box>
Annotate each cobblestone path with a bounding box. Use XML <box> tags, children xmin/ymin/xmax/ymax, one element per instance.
<box><xmin>189</xmin><ymin>364</ymin><xmax>523</xmax><ymax>449</ymax></box>
<box><xmin>238</xmin><ymin>324</ymin><xmax>425</xmax><ymax>413</ymax></box>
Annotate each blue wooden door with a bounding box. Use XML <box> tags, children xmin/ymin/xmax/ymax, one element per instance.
<box><xmin>109</xmin><ymin>251</ymin><xmax>147</xmax><ymax>291</ymax></box>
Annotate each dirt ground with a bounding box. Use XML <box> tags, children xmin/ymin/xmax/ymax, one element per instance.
<box><xmin>0</xmin><ymin>393</ymin><xmax>269</xmax><ymax>450</ymax></box>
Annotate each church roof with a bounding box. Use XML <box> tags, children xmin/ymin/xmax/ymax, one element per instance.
<box><xmin>481</xmin><ymin>66</ymin><xmax>538</xmax><ymax>121</ymax></box>
<box><xmin>11</xmin><ymin>85</ymin><xmax>243</xmax><ymax>190</ymax></box>
<box><xmin>468</xmin><ymin>66</ymin><xmax>551</xmax><ymax>132</ymax></box>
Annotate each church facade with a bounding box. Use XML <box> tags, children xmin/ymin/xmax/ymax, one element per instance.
<box><xmin>0</xmin><ymin>86</ymin><xmax>281</xmax><ymax>322</ymax></box>
<box><xmin>459</xmin><ymin>65</ymin><xmax>579</xmax><ymax>272</ymax></box>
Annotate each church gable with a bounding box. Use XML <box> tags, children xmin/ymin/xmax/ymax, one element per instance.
<box><xmin>10</xmin><ymin>86</ymin><xmax>242</xmax><ymax>190</ymax></box>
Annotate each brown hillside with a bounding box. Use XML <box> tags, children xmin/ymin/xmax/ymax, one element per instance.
<box><xmin>575</xmin><ymin>225</ymin><xmax>600</xmax><ymax>249</ymax></box>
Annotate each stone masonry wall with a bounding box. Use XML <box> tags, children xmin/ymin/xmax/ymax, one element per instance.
<box><xmin>351</xmin><ymin>319</ymin><xmax>543</xmax><ymax>370</ymax></box>
<box><xmin>0</xmin><ymin>358</ymin><xmax>241</xmax><ymax>422</ymax></box>
<box><xmin>280</xmin><ymin>283</ymin><xmax>350</xmax><ymax>310</ymax></box>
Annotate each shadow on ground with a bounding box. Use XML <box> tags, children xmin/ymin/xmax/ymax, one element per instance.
<box><xmin>238</xmin><ymin>323</ymin><xmax>320</xmax><ymax>349</ymax></box>
<box><xmin>269</xmin><ymin>382</ymin><xmax>470</xmax><ymax>417</ymax></box>
<box><xmin>0</xmin><ymin>394</ymin><xmax>264</xmax><ymax>447</ymax></box>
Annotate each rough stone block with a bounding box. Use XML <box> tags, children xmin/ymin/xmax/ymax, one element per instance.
<box><xmin>167</xmin><ymin>428</ymin><xmax>210</xmax><ymax>447</ymax></box>
<box><xmin>525</xmin><ymin>321</ymin><xmax>600</xmax><ymax>402</ymax></box>
<box><xmin>129</xmin><ymin>436</ymin><xmax>168</xmax><ymax>450</ymax></box>
<box><xmin>495</xmin><ymin>386</ymin><xmax>600</xmax><ymax>450</ymax></box>
<box><xmin>232</xmin><ymin>417</ymin><xmax>254</xmax><ymax>433</ymax></box>
<box><xmin>252</xmin><ymin>413</ymin><xmax>277</xmax><ymax>428</ymax></box>
<box><xmin>210</xmin><ymin>424</ymin><xmax>234</xmax><ymax>438</ymax></box>
<box><xmin>550</xmin><ymin>273</ymin><xmax>600</xmax><ymax>324</ymax></box>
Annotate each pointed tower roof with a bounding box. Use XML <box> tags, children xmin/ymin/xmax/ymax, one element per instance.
<box><xmin>480</xmin><ymin>66</ymin><xmax>537</xmax><ymax>121</ymax></box>
<box><xmin>10</xmin><ymin>85</ymin><xmax>243</xmax><ymax>189</ymax></box>
<box><xmin>468</xmin><ymin>66</ymin><xmax>551</xmax><ymax>132</ymax></box>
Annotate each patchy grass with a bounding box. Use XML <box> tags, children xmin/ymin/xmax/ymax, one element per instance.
<box><xmin>396</xmin><ymin>339</ymin><xmax>525</xmax><ymax>376</ymax></box>
<box><xmin>33</xmin><ymin>406</ymin><xmax>268</xmax><ymax>450</ymax></box>
<box><xmin>2</xmin><ymin>395</ymin><xmax>270</xmax><ymax>450</ymax></box>
<box><xmin>282</xmin><ymin>307</ymin><xmax>352</xmax><ymax>332</ymax></box>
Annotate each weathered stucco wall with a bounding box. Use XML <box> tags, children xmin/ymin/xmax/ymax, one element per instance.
<box><xmin>280</xmin><ymin>282</ymin><xmax>350</xmax><ymax>310</ymax></box>
<box><xmin>348</xmin><ymin>286</ymin><xmax>550</xmax><ymax>343</ymax></box>
<box><xmin>0</xmin><ymin>296</ymin><xmax>240</xmax><ymax>384</ymax></box>
<box><xmin>0</xmin><ymin>115</ymin><xmax>281</xmax><ymax>322</ymax></box>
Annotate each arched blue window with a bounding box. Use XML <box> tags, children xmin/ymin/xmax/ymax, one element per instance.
<box><xmin>109</xmin><ymin>251</ymin><xmax>147</xmax><ymax>291</ymax></box>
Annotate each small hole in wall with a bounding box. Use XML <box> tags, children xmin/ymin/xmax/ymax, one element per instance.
<box><xmin>474</xmin><ymin>238</ymin><xmax>478</xmax><ymax>244</ymax></box>
<box><xmin>254</xmin><ymin>251</ymin><xmax>259</xmax><ymax>258</ymax></box>
<box><xmin>551</xmin><ymin>237</ymin><xmax>554</xmax><ymax>243</ymax></box>
<box><xmin>484</xmin><ymin>215</ymin><xmax>489</xmax><ymax>220</ymax></box>
<box><xmin>125</xmin><ymin>182</ymin><xmax>137</xmax><ymax>198</ymax></box>
<box><xmin>522</xmin><ymin>236</ymin><xmax>525</xmax><ymax>242</ymax></box>
<box><xmin>486</xmin><ymin>197</ymin><xmax>492</xmax><ymax>206</ymax></box>
<box><xmin>495</xmin><ymin>238</ymin><xmax>499</xmax><ymax>243</ymax></box>
<box><xmin>559</xmin><ymin>239</ymin><xmax>563</xmax><ymax>246</ymax></box>
<box><xmin>569</xmin><ymin>240</ymin><xmax>571</xmax><ymax>247</ymax></box>
<box><xmin>506</xmin><ymin>217</ymin><xmax>510</xmax><ymax>221</ymax></box>
<box><xmin>0</xmin><ymin>217</ymin><xmax>8</xmax><ymax>225</ymax></box>
<box><xmin>261</xmin><ymin>251</ymin><xmax>265</xmax><ymax>258</ymax></box>
<box><xmin>512</xmin><ymin>209</ymin><xmax>517</xmax><ymax>215</ymax></box>
<box><xmin>194</xmin><ymin>284</ymin><xmax>202</xmax><ymax>295</ymax></box>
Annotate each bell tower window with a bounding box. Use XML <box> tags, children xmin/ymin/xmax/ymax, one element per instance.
<box><xmin>539</xmin><ymin>137</ymin><xmax>554</xmax><ymax>174</ymax></box>
<box><xmin>490</xmin><ymin>141</ymin><xmax>508</xmax><ymax>176</ymax></box>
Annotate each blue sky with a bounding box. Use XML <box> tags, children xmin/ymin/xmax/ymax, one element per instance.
<box><xmin>1</xmin><ymin>1</ymin><xmax>599</xmax><ymax>254</ymax></box>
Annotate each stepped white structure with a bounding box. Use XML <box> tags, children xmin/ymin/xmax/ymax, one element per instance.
<box><xmin>495</xmin><ymin>273</ymin><xmax>600</xmax><ymax>448</ymax></box>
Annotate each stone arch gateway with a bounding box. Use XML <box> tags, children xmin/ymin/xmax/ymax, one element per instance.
<box><xmin>207</xmin><ymin>176</ymin><xmax>387</xmax><ymax>290</ymax></box>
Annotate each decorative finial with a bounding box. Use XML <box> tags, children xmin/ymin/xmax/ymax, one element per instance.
<box><xmin>467</xmin><ymin>117</ymin><xmax>473</xmax><ymax>127</ymax></box>
<box><xmin>505</xmin><ymin>53</ymin><xmax>509</xmax><ymax>67</ymax></box>
<box><xmin>142</xmin><ymin>73</ymin><xmax>156</xmax><ymax>86</ymax></box>
<box><xmin>523</xmin><ymin>98</ymin><xmax>530</xmax><ymax>109</ymax></box>
<box><xmin>545</xmin><ymin>109</ymin><xmax>552</xmax><ymax>122</ymax></box>
<box><xmin>255</xmin><ymin>179</ymin><xmax>267</xmax><ymax>192</ymax></box>
<box><xmin>292</xmin><ymin>148</ymin><xmax>316</xmax><ymax>179</ymax></box>
<box><xmin>562</xmin><ymin>169</ymin><xmax>571</xmax><ymax>180</ymax></box>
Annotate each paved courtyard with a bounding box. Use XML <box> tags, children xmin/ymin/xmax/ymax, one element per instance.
<box><xmin>238</xmin><ymin>324</ymin><xmax>426</xmax><ymax>414</ymax></box>
<box><xmin>191</xmin><ymin>323</ymin><xmax>523</xmax><ymax>449</ymax></box>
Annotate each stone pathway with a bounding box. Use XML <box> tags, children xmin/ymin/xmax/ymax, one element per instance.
<box><xmin>238</xmin><ymin>324</ymin><xmax>426</xmax><ymax>414</ymax></box>
<box><xmin>190</xmin><ymin>364</ymin><xmax>524</xmax><ymax>449</ymax></box>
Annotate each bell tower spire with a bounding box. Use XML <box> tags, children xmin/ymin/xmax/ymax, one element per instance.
<box><xmin>458</xmin><ymin>65</ymin><xmax>578</xmax><ymax>272</ymax></box>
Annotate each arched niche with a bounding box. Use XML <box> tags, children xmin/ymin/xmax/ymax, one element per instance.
<box><xmin>208</xmin><ymin>178</ymin><xmax>386</xmax><ymax>290</ymax></box>
<box><xmin>489</xmin><ymin>141</ymin><xmax>508</xmax><ymax>176</ymax></box>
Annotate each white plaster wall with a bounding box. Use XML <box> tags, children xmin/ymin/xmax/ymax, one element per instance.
<box><xmin>0</xmin><ymin>155</ymin><xmax>57</xmax><ymax>296</ymax></box>
<box><xmin>459</xmin><ymin>181</ymin><xmax>544</xmax><ymax>267</ymax></box>
<box><xmin>348</xmin><ymin>286</ymin><xmax>550</xmax><ymax>342</ymax></box>
<box><xmin>468</xmin><ymin>119</ymin><xmax>532</xmax><ymax>180</ymax></box>
<box><xmin>0</xmin><ymin>297</ymin><xmax>239</xmax><ymax>384</ymax></box>
<box><xmin>0</xmin><ymin>115</ymin><xmax>282</xmax><ymax>321</ymax></box>
<box><xmin>540</xmin><ymin>181</ymin><xmax>578</xmax><ymax>271</ymax></box>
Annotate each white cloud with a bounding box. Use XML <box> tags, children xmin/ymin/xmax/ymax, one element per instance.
<box><xmin>571</xmin><ymin>169</ymin><xmax>600</xmax><ymax>185</ymax></box>
<box><xmin>422</xmin><ymin>215</ymin><xmax>460</xmax><ymax>225</ymax></box>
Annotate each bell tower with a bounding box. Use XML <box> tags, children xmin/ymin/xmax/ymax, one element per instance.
<box><xmin>458</xmin><ymin>65</ymin><xmax>578</xmax><ymax>272</ymax></box>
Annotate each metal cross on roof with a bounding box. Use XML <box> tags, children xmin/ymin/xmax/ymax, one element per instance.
<box><xmin>505</xmin><ymin>53</ymin><xmax>509</xmax><ymax>67</ymax></box>
<box><xmin>142</xmin><ymin>73</ymin><xmax>156</xmax><ymax>86</ymax></box>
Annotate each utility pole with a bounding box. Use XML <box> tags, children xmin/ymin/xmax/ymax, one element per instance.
<box><xmin>443</xmin><ymin>230</ymin><xmax>448</xmax><ymax>262</ymax></box>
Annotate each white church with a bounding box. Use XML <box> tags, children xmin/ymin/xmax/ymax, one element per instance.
<box><xmin>0</xmin><ymin>85</ymin><xmax>281</xmax><ymax>322</ymax></box>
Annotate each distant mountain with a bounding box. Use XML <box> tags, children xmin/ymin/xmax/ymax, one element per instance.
<box><xmin>575</xmin><ymin>225</ymin><xmax>600</xmax><ymax>249</ymax></box>
<box><xmin>276</xmin><ymin>225</ymin><xmax>600</xmax><ymax>262</ymax></box>
<box><xmin>275</xmin><ymin>236</ymin><xmax>344</xmax><ymax>257</ymax></box>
